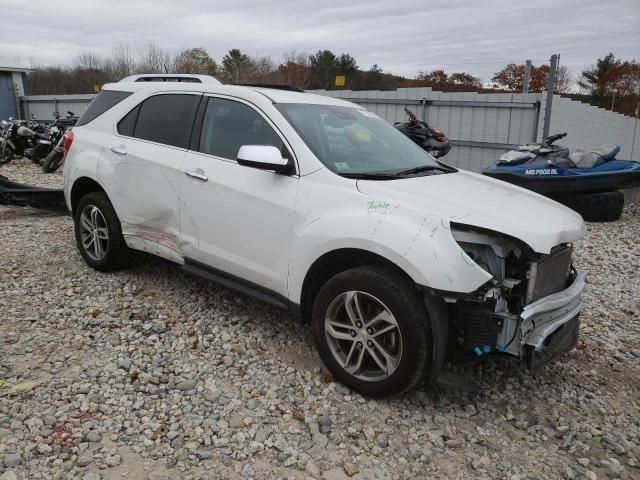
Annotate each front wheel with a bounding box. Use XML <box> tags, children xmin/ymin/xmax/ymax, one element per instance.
<box><xmin>312</xmin><ymin>266</ymin><xmax>431</xmax><ymax>397</ymax></box>
<box><xmin>0</xmin><ymin>140</ymin><xmax>14</xmax><ymax>164</ymax></box>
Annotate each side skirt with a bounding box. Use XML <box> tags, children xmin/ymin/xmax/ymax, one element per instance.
<box><xmin>182</xmin><ymin>258</ymin><xmax>301</xmax><ymax>317</ymax></box>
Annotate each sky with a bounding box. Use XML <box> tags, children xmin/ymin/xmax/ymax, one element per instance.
<box><xmin>1</xmin><ymin>0</ymin><xmax>638</xmax><ymax>83</ymax></box>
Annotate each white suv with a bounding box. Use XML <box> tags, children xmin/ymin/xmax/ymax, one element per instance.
<box><xmin>63</xmin><ymin>80</ymin><xmax>586</xmax><ymax>397</ymax></box>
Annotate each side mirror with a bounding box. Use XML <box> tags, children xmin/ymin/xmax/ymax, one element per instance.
<box><xmin>237</xmin><ymin>145</ymin><xmax>292</xmax><ymax>174</ymax></box>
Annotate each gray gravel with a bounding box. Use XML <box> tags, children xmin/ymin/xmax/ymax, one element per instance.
<box><xmin>1</xmin><ymin>159</ymin><xmax>639</xmax><ymax>480</ymax></box>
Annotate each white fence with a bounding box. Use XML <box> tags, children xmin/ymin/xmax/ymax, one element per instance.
<box><xmin>20</xmin><ymin>94</ymin><xmax>95</xmax><ymax>121</ymax></box>
<box><xmin>18</xmin><ymin>88</ymin><xmax>640</xmax><ymax>172</ymax></box>
<box><xmin>310</xmin><ymin>88</ymin><xmax>640</xmax><ymax>170</ymax></box>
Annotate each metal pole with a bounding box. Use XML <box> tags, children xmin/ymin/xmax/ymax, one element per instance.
<box><xmin>542</xmin><ymin>54</ymin><xmax>558</xmax><ymax>141</ymax></box>
<box><xmin>523</xmin><ymin>59</ymin><xmax>531</xmax><ymax>94</ymax></box>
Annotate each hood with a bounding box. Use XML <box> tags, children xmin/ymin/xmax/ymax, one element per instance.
<box><xmin>356</xmin><ymin>170</ymin><xmax>584</xmax><ymax>254</ymax></box>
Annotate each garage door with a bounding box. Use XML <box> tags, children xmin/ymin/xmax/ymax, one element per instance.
<box><xmin>0</xmin><ymin>72</ymin><xmax>19</xmax><ymax>120</ymax></box>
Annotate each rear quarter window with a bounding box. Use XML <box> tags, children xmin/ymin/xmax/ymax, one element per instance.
<box><xmin>119</xmin><ymin>94</ymin><xmax>201</xmax><ymax>149</ymax></box>
<box><xmin>76</xmin><ymin>90</ymin><xmax>132</xmax><ymax>126</ymax></box>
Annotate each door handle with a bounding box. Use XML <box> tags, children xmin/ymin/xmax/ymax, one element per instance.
<box><xmin>110</xmin><ymin>145</ymin><xmax>127</xmax><ymax>156</ymax></box>
<box><xmin>185</xmin><ymin>168</ymin><xmax>208</xmax><ymax>182</ymax></box>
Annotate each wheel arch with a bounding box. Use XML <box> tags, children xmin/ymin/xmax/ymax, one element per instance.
<box><xmin>70</xmin><ymin>177</ymin><xmax>106</xmax><ymax>214</ymax></box>
<box><xmin>299</xmin><ymin>248</ymin><xmax>419</xmax><ymax>321</ymax></box>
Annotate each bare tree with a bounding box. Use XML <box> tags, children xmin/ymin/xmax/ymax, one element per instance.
<box><xmin>109</xmin><ymin>42</ymin><xmax>137</xmax><ymax>80</ymax></box>
<box><xmin>137</xmin><ymin>41</ymin><xmax>174</xmax><ymax>74</ymax></box>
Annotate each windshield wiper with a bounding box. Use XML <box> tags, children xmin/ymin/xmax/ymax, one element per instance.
<box><xmin>395</xmin><ymin>164</ymin><xmax>455</xmax><ymax>176</ymax></box>
<box><xmin>340</xmin><ymin>172</ymin><xmax>399</xmax><ymax>180</ymax></box>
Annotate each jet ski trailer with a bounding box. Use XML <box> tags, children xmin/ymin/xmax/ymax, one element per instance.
<box><xmin>0</xmin><ymin>174</ymin><xmax>67</xmax><ymax>213</ymax></box>
<box><xmin>483</xmin><ymin>133</ymin><xmax>640</xmax><ymax>221</ymax></box>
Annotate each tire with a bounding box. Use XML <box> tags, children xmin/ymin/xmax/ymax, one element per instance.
<box><xmin>559</xmin><ymin>191</ymin><xmax>624</xmax><ymax>222</ymax></box>
<box><xmin>0</xmin><ymin>142</ymin><xmax>14</xmax><ymax>164</ymax></box>
<box><xmin>32</xmin><ymin>143</ymin><xmax>52</xmax><ymax>165</ymax></box>
<box><xmin>311</xmin><ymin>266</ymin><xmax>431</xmax><ymax>398</ymax></box>
<box><xmin>74</xmin><ymin>192</ymin><xmax>131</xmax><ymax>271</ymax></box>
<box><xmin>41</xmin><ymin>150</ymin><xmax>64</xmax><ymax>173</ymax></box>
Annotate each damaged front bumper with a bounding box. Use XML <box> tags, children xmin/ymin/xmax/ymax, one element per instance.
<box><xmin>500</xmin><ymin>271</ymin><xmax>585</xmax><ymax>368</ymax></box>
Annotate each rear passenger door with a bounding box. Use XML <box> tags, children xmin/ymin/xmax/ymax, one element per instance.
<box><xmin>180</xmin><ymin>95</ymin><xmax>299</xmax><ymax>298</ymax></box>
<box><xmin>98</xmin><ymin>92</ymin><xmax>201</xmax><ymax>262</ymax></box>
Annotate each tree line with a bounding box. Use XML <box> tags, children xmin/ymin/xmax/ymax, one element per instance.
<box><xmin>26</xmin><ymin>43</ymin><xmax>639</xmax><ymax>116</ymax></box>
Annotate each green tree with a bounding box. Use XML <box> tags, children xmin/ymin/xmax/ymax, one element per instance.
<box><xmin>174</xmin><ymin>48</ymin><xmax>218</xmax><ymax>76</ymax></box>
<box><xmin>221</xmin><ymin>49</ymin><xmax>252</xmax><ymax>84</ymax></box>
<box><xmin>309</xmin><ymin>50</ymin><xmax>338</xmax><ymax>89</ymax></box>
<box><xmin>578</xmin><ymin>53</ymin><xmax>620</xmax><ymax>97</ymax></box>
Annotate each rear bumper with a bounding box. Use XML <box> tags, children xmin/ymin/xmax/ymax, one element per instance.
<box><xmin>0</xmin><ymin>174</ymin><xmax>67</xmax><ymax>212</ymax></box>
<box><xmin>519</xmin><ymin>271</ymin><xmax>585</xmax><ymax>367</ymax></box>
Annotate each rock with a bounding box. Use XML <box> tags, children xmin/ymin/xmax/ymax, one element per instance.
<box><xmin>117</xmin><ymin>358</ymin><xmax>131</xmax><ymax>371</ymax></box>
<box><xmin>445</xmin><ymin>438</ymin><xmax>463</xmax><ymax>448</ymax></box>
<box><xmin>3</xmin><ymin>454</ymin><xmax>21</xmax><ymax>468</ymax></box>
<box><xmin>37</xmin><ymin>443</ymin><xmax>53</xmax><ymax>454</ymax></box>
<box><xmin>305</xmin><ymin>460</ymin><xmax>321</xmax><ymax>478</ymax></box>
<box><xmin>88</xmin><ymin>393</ymin><xmax>105</xmax><ymax>403</ymax></box>
<box><xmin>255</xmin><ymin>426</ymin><xmax>271</xmax><ymax>443</ymax></box>
<box><xmin>313</xmin><ymin>432</ymin><xmax>329</xmax><ymax>448</ymax></box>
<box><xmin>0</xmin><ymin>471</ymin><xmax>18</xmax><ymax>480</ymax></box>
<box><xmin>76</xmin><ymin>453</ymin><xmax>93</xmax><ymax>467</ymax></box>
<box><xmin>344</xmin><ymin>463</ymin><xmax>360</xmax><ymax>477</ymax></box>
<box><xmin>585</xmin><ymin>470</ymin><xmax>597</xmax><ymax>480</ymax></box>
<box><xmin>77</xmin><ymin>383</ymin><xmax>91</xmax><ymax>394</ymax></box>
<box><xmin>241</xmin><ymin>463</ymin><xmax>255</xmax><ymax>478</ymax></box>
<box><xmin>376</xmin><ymin>433</ymin><xmax>388</xmax><ymax>448</ymax></box>
<box><xmin>104</xmin><ymin>454</ymin><xmax>121</xmax><ymax>467</ymax></box>
<box><xmin>229</xmin><ymin>415</ymin><xmax>244</xmax><ymax>428</ymax></box>
<box><xmin>176</xmin><ymin>379</ymin><xmax>197</xmax><ymax>391</ymax></box>
<box><xmin>464</xmin><ymin>404</ymin><xmax>477</xmax><ymax>415</ymax></box>
<box><xmin>196</xmin><ymin>450</ymin><xmax>213</xmax><ymax>460</ymax></box>
<box><xmin>85</xmin><ymin>431</ymin><xmax>101</xmax><ymax>443</ymax></box>
<box><xmin>82</xmin><ymin>472</ymin><xmax>102</xmax><ymax>480</ymax></box>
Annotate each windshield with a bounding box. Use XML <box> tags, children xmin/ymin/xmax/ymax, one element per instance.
<box><xmin>276</xmin><ymin>104</ymin><xmax>445</xmax><ymax>177</ymax></box>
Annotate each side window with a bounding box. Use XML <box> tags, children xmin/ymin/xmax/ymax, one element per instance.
<box><xmin>117</xmin><ymin>105</ymin><xmax>139</xmax><ymax>137</ymax></box>
<box><xmin>122</xmin><ymin>94</ymin><xmax>200</xmax><ymax>149</ymax></box>
<box><xmin>198</xmin><ymin>98</ymin><xmax>286</xmax><ymax>160</ymax></box>
<box><xmin>76</xmin><ymin>90</ymin><xmax>132</xmax><ymax>126</ymax></box>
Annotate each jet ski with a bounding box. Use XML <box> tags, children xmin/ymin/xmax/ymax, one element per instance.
<box><xmin>483</xmin><ymin>133</ymin><xmax>640</xmax><ymax>221</ymax></box>
<box><xmin>395</xmin><ymin>108</ymin><xmax>452</xmax><ymax>158</ymax></box>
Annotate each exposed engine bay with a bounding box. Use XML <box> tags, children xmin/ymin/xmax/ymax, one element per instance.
<box><xmin>447</xmin><ymin>223</ymin><xmax>582</xmax><ymax>368</ymax></box>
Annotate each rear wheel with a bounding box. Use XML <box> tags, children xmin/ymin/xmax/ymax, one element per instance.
<box><xmin>74</xmin><ymin>192</ymin><xmax>131</xmax><ymax>271</ymax></box>
<box><xmin>32</xmin><ymin>142</ymin><xmax>52</xmax><ymax>165</ymax></box>
<box><xmin>41</xmin><ymin>150</ymin><xmax>64</xmax><ymax>173</ymax></box>
<box><xmin>558</xmin><ymin>191</ymin><xmax>624</xmax><ymax>222</ymax></box>
<box><xmin>312</xmin><ymin>266</ymin><xmax>431</xmax><ymax>397</ymax></box>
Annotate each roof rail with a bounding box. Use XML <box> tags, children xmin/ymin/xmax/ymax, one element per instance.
<box><xmin>240</xmin><ymin>83</ymin><xmax>305</xmax><ymax>93</ymax></box>
<box><xmin>119</xmin><ymin>74</ymin><xmax>222</xmax><ymax>84</ymax></box>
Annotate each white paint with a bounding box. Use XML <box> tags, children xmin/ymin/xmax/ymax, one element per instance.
<box><xmin>63</xmin><ymin>81</ymin><xmax>585</xmax><ymax>307</ymax></box>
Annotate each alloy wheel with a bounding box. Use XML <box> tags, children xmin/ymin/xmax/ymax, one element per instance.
<box><xmin>324</xmin><ymin>291</ymin><xmax>403</xmax><ymax>382</ymax></box>
<box><xmin>79</xmin><ymin>204</ymin><xmax>109</xmax><ymax>261</ymax></box>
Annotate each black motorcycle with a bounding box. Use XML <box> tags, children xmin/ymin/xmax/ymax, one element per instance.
<box><xmin>394</xmin><ymin>108</ymin><xmax>452</xmax><ymax>158</ymax></box>
<box><xmin>0</xmin><ymin>118</ymin><xmax>50</xmax><ymax>164</ymax></box>
<box><xmin>33</xmin><ymin>111</ymin><xmax>78</xmax><ymax>168</ymax></box>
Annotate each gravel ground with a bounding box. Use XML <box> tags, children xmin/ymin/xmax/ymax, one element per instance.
<box><xmin>1</xmin><ymin>159</ymin><xmax>639</xmax><ymax>480</ymax></box>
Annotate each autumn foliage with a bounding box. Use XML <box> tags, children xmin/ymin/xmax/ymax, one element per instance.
<box><xmin>491</xmin><ymin>63</ymin><xmax>572</xmax><ymax>93</ymax></box>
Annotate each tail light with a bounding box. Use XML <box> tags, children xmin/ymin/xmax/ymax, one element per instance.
<box><xmin>62</xmin><ymin>130</ymin><xmax>74</xmax><ymax>158</ymax></box>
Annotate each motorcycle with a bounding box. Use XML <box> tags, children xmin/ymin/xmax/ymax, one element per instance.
<box><xmin>0</xmin><ymin>117</ymin><xmax>50</xmax><ymax>164</ymax></box>
<box><xmin>394</xmin><ymin>108</ymin><xmax>452</xmax><ymax>158</ymax></box>
<box><xmin>33</xmin><ymin>111</ymin><xmax>78</xmax><ymax>168</ymax></box>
